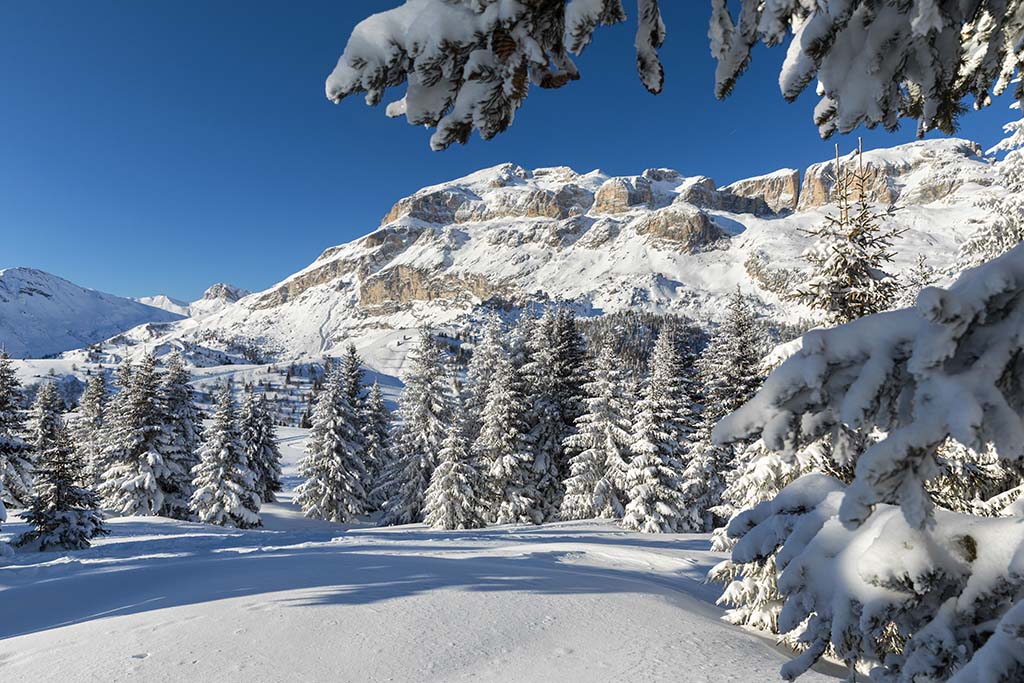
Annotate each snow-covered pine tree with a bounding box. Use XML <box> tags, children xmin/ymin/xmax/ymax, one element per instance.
<box><xmin>378</xmin><ymin>333</ymin><xmax>452</xmax><ymax>526</ymax></box>
<box><xmin>678</xmin><ymin>289</ymin><xmax>766</xmax><ymax>532</ymax></box>
<box><xmin>423</xmin><ymin>401</ymin><xmax>485</xmax><ymax>530</ymax></box>
<box><xmin>295</xmin><ymin>363</ymin><xmax>366</xmax><ymax>522</ymax></box>
<box><xmin>18</xmin><ymin>416</ymin><xmax>107</xmax><ymax>551</ymax></box>
<box><xmin>28</xmin><ymin>382</ymin><xmax>63</xmax><ymax>469</ymax></box>
<box><xmin>473</xmin><ymin>351</ymin><xmax>539</xmax><ymax>525</ymax></box>
<box><xmin>361</xmin><ymin>381</ymin><xmax>391</xmax><ymax>511</ymax></box>
<box><xmin>240</xmin><ymin>390</ymin><xmax>283</xmax><ymax>505</ymax></box>
<box><xmin>0</xmin><ymin>350</ymin><xmax>33</xmax><ymax>507</ymax></box>
<box><xmin>713</xmin><ymin>245</ymin><xmax>1024</xmax><ymax>681</ymax></box>
<box><xmin>622</xmin><ymin>330</ymin><xmax>689</xmax><ymax>533</ymax></box>
<box><xmin>789</xmin><ymin>145</ymin><xmax>905</xmax><ymax>326</ymax></box>
<box><xmin>99</xmin><ymin>354</ymin><xmax>172</xmax><ymax>517</ymax></box>
<box><xmin>560</xmin><ymin>344</ymin><xmax>632</xmax><ymax>520</ymax></box>
<box><xmin>333</xmin><ymin>2</ymin><xmax>1024</xmax><ymax>147</ymax></box>
<box><xmin>958</xmin><ymin>106</ymin><xmax>1024</xmax><ymax>271</ymax></box>
<box><xmin>520</xmin><ymin>311</ymin><xmax>566</xmax><ymax>520</ymax></box>
<box><xmin>155</xmin><ymin>351</ymin><xmax>202</xmax><ymax>520</ymax></box>
<box><xmin>895</xmin><ymin>254</ymin><xmax>940</xmax><ymax>309</ymax></box>
<box><xmin>337</xmin><ymin>343</ymin><xmax>368</xmax><ymax>454</ymax></box>
<box><xmin>73</xmin><ymin>373</ymin><xmax>107</xmax><ymax>488</ymax></box>
<box><xmin>190</xmin><ymin>384</ymin><xmax>261</xmax><ymax>529</ymax></box>
<box><xmin>464</xmin><ymin>318</ymin><xmax>505</xmax><ymax>442</ymax></box>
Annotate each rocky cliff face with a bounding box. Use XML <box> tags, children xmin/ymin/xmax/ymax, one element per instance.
<box><xmin>82</xmin><ymin>137</ymin><xmax>1000</xmax><ymax>364</ymax></box>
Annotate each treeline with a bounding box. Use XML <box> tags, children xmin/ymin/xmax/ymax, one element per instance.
<box><xmin>0</xmin><ymin>351</ymin><xmax>283</xmax><ymax>551</ymax></box>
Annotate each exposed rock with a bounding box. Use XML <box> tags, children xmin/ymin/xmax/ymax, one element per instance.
<box><xmin>382</xmin><ymin>188</ymin><xmax>476</xmax><ymax>225</ymax></box>
<box><xmin>797</xmin><ymin>139</ymin><xmax>986</xmax><ymax>210</ymax></box>
<box><xmin>724</xmin><ymin>169</ymin><xmax>801</xmax><ymax>213</ymax></box>
<box><xmin>577</xmin><ymin>217</ymin><xmax>622</xmax><ymax>248</ymax></box>
<box><xmin>642</xmin><ymin>168</ymin><xmax>683</xmax><ymax>183</ymax></box>
<box><xmin>202</xmin><ymin>283</ymin><xmax>249</xmax><ymax>303</ymax></box>
<box><xmin>455</xmin><ymin>184</ymin><xmax>594</xmax><ymax>222</ymax></box>
<box><xmin>593</xmin><ymin>177</ymin><xmax>652</xmax><ymax>214</ymax></box>
<box><xmin>674</xmin><ymin>177</ymin><xmax>771</xmax><ymax>216</ymax></box>
<box><xmin>633</xmin><ymin>205</ymin><xmax>724</xmax><ymax>251</ymax></box>
<box><xmin>359</xmin><ymin>265</ymin><xmax>507</xmax><ymax>308</ymax></box>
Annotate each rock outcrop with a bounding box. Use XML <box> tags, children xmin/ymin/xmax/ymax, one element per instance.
<box><xmin>724</xmin><ymin>169</ymin><xmax>800</xmax><ymax>213</ymax></box>
<box><xmin>593</xmin><ymin>177</ymin><xmax>653</xmax><ymax>214</ymax></box>
<box><xmin>633</xmin><ymin>205</ymin><xmax>723</xmax><ymax>251</ymax></box>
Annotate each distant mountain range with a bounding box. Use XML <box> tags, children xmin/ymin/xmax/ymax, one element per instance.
<box><xmin>2</xmin><ymin>137</ymin><xmax>1002</xmax><ymax>370</ymax></box>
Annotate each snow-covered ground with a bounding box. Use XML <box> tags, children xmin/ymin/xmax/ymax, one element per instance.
<box><xmin>0</xmin><ymin>429</ymin><xmax>843</xmax><ymax>683</ymax></box>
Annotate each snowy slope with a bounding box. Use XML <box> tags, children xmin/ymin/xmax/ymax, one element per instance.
<box><xmin>135</xmin><ymin>283</ymin><xmax>250</xmax><ymax>320</ymax></box>
<box><xmin>70</xmin><ymin>138</ymin><xmax>999</xmax><ymax>376</ymax></box>
<box><xmin>0</xmin><ymin>429</ymin><xmax>842</xmax><ymax>683</ymax></box>
<box><xmin>0</xmin><ymin>268</ymin><xmax>184</xmax><ymax>359</ymax></box>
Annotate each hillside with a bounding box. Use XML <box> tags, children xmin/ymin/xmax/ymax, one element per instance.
<box><xmin>0</xmin><ymin>268</ymin><xmax>183</xmax><ymax>359</ymax></box>
<box><xmin>69</xmin><ymin>137</ymin><xmax>996</xmax><ymax>374</ymax></box>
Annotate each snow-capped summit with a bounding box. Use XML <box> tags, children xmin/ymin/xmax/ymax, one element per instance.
<box><xmin>0</xmin><ymin>268</ymin><xmax>183</xmax><ymax>358</ymax></box>
<box><xmin>135</xmin><ymin>283</ymin><xmax>251</xmax><ymax>321</ymax></box>
<box><xmin>70</xmin><ymin>136</ymin><xmax>1001</xmax><ymax>368</ymax></box>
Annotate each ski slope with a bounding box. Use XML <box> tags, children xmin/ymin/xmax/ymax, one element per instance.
<box><xmin>0</xmin><ymin>430</ymin><xmax>843</xmax><ymax>683</ymax></box>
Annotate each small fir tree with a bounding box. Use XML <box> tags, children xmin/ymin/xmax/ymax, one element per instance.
<box><xmin>99</xmin><ymin>354</ymin><xmax>171</xmax><ymax>516</ymax></box>
<box><xmin>560</xmin><ymin>345</ymin><xmax>632</xmax><ymax>520</ymax></box>
<box><xmin>240</xmin><ymin>391</ymin><xmax>284</xmax><ymax>504</ymax></box>
<box><xmin>73</xmin><ymin>373</ymin><xmax>107</xmax><ymax>488</ymax></box>
<box><xmin>190</xmin><ymin>385</ymin><xmax>261</xmax><ymax>528</ymax></box>
<box><xmin>423</xmin><ymin>410</ymin><xmax>485</xmax><ymax>530</ymax></box>
<box><xmin>18</xmin><ymin>418</ymin><xmax>107</xmax><ymax>551</ymax></box>
<box><xmin>155</xmin><ymin>352</ymin><xmax>203</xmax><ymax>519</ymax></box>
<box><xmin>379</xmin><ymin>332</ymin><xmax>451</xmax><ymax>525</ymax></box>
<box><xmin>0</xmin><ymin>350</ymin><xmax>33</xmax><ymax>507</ymax></box>
<box><xmin>789</xmin><ymin>145</ymin><xmax>905</xmax><ymax>325</ymax></box>
<box><xmin>474</xmin><ymin>352</ymin><xmax>539</xmax><ymax>525</ymax></box>
<box><xmin>361</xmin><ymin>381</ymin><xmax>391</xmax><ymax>511</ymax></box>
<box><xmin>295</xmin><ymin>364</ymin><xmax>367</xmax><ymax>522</ymax></box>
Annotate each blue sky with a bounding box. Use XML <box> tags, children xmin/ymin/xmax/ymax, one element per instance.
<box><xmin>1</xmin><ymin>2</ymin><xmax>1015</xmax><ymax>301</ymax></box>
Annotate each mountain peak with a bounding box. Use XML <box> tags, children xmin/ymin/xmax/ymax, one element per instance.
<box><xmin>202</xmin><ymin>283</ymin><xmax>249</xmax><ymax>303</ymax></box>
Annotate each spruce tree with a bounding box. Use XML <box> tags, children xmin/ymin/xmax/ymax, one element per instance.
<box><xmin>379</xmin><ymin>332</ymin><xmax>451</xmax><ymax>526</ymax></box>
<box><xmin>678</xmin><ymin>291</ymin><xmax>766</xmax><ymax>532</ymax></box>
<box><xmin>240</xmin><ymin>391</ymin><xmax>283</xmax><ymax>504</ymax></box>
<box><xmin>473</xmin><ymin>351</ymin><xmax>539</xmax><ymax>525</ymax></box>
<box><xmin>99</xmin><ymin>354</ymin><xmax>171</xmax><ymax>516</ymax></box>
<box><xmin>621</xmin><ymin>331</ymin><xmax>689</xmax><ymax>533</ymax></box>
<box><xmin>28</xmin><ymin>382</ymin><xmax>64</xmax><ymax>467</ymax></box>
<box><xmin>560</xmin><ymin>345</ymin><xmax>632</xmax><ymax>520</ymax></box>
<box><xmin>361</xmin><ymin>381</ymin><xmax>391</xmax><ymax>511</ymax></box>
<box><xmin>789</xmin><ymin>146</ymin><xmax>905</xmax><ymax>325</ymax></box>
<box><xmin>190</xmin><ymin>384</ymin><xmax>261</xmax><ymax>528</ymax></box>
<box><xmin>155</xmin><ymin>352</ymin><xmax>202</xmax><ymax>520</ymax></box>
<box><xmin>18</xmin><ymin>417</ymin><xmax>107</xmax><ymax>551</ymax></box>
<box><xmin>464</xmin><ymin>318</ymin><xmax>504</xmax><ymax>441</ymax></box>
<box><xmin>423</xmin><ymin>409</ymin><xmax>485</xmax><ymax>530</ymax></box>
<box><xmin>295</xmin><ymin>364</ymin><xmax>366</xmax><ymax>522</ymax></box>
<box><xmin>74</xmin><ymin>373</ymin><xmax>107</xmax><ymax>488</ymax></box>
<box><xmin>0</xmin><ymin>350</ymin><xmax>33</xmax><ymax>507</ymax></box>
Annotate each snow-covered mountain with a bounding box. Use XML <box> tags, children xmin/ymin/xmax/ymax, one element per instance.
<box><xmin>0</xmin><ymin>268</ymin><xmax>184</xmax><ymax>359</ymax></box>
<box><xmin>135</xmin><ymin>283</ymin><xmax>251</xmax><ymax>320</ymax></box>
<box><xmin>72</xmin><ymin>137</ymin><xmax>999</xmax><ymax>370</ymax></box>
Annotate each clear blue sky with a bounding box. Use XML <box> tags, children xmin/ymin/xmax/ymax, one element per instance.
<box><xmin>1</xmin><ymin>2</ymin><xmax>1014</xmax><ymax>301</ymax></box>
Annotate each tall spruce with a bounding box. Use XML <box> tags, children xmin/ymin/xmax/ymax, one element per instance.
<box><xmin>464</xmin><ymin>318</ymin><xmax>505</xmax><ymax>441</ymax></box>
<box><xmin>100</xmin><ymin>354</ymin><xmax>171</xmax><ymax>516</ymax></box>
<box><xmin>28</xmin><ymin>382</ymin><xmax>64</xmax><ymax>468</ymax></box>
<box><xmin>423</xmin><ymin>406</ymin><xmax>485</xmax><ymax>530</ymax></box>
<box><xmin>295</xmin><ymin>364</ymin><xmax>367</xmax><ymax>522</ymax></box>
<box><xmin>622</xmin><ymin>331</ymin><xmax>689</xmax><ymax>533</ymax></box>
<box><xmin>155</xmin><ymin>352</ymin><xmax>202</xmax><ymax>519</ymax></box>
<box><xmin>18</xmin><ymin>416</ymin><xmax>107</xmax><ymax>551</ymax></box>
<box><xmin>361</xmin><ymin>381</ymin><xmax>391</xmax><ymax>511</ymax></box>
<box><xmin>560</xmin><ymin>345</ymin><xmax>632</xmax><ymax>520</ymax></box>
<box><xmin>474</xmin><ymin>351</ymin><xmax>539</xmax><ymax>525</ymax></box>
<box><xmin>379</xmin><ymin>332</ymin><xmax>451</xmax><ymax>526</ymax></box>
<box><xmin>678</xmin><ymin>290</ymin><xmax>766</xmax><ymax>532</ymax></box>
<box><xmin>789</xmin><ymin>145</ymin><xmax>904</xmax><ymax>325</ymax></box>
<box><xmin>74</xmin><ymin>373</ymin><xmax>107</xmax><ymax>488</ymax></box>
<box><xmin>0</xmin><ymin>350</ymin><xmax>33</xmax><ymax>507</ymax></box>
<box><xmin>240</xmin><ymin>391</ymin><xmax>283</xmax><ymax>504</ymax></box>
<box><xmin>190</xmin><ymin>384</ymin><xmax>261</xmax><ymax>528</ymax></box>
